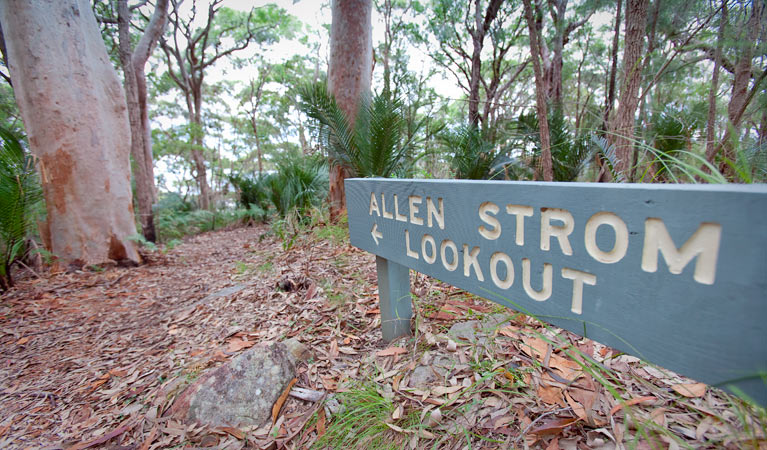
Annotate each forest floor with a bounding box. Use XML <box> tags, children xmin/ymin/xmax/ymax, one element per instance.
<box><xmin>0</xmin><ymin>223</ymin><xmax>765</xmax><ymax>449</ymax></box>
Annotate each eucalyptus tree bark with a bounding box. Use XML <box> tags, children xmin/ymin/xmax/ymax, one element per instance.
<box><xmin>603</xmin><ymin>0</ymin><xmax>622</xmax><ymax>127</ymax></box>
<box><xmin>704</xmin><ymin>0</ymin><xmax>727</xmax><ymax>169</ymax></box>
<box><xmin>118</xmin><ymin>0</ymin><xmax>168</xmax><ymax>242</ymax></box>
<box><xmin>719</xmin><ymin>0</ymin><xmax>763</xmax><ymax>177</ymax></box>
<box><xmin>467</xmin><ymin>0</ymin><xmax>504</xmax><ymax>128</ymax></box>
<box><xmin>608</xmin><ymin>0</ymin><xmax>649</xmax><ymax>178</ymax></box>
<box><xmin>541</xmin><ymin>0</ymin><xmax>591</xmax><ymax>110</ymax></box>
<box><xmin>327</xmin><ymin>0</ymin><xmax>373</xmax><ymax>217</ymax></box>
<box><xmin>522</xmin><ymin>0</ymin><xmax>553</xmax><ymax>181</ymax></box>
<box><xmin>0</xmin><ymin>0</ymin><xmax>140</xmax><ymax>265</ymax></box>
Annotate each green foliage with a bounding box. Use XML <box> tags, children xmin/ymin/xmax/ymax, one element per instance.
<box><xmin>312</xmin><ymin>381</ymin><xmax>419</xmax><ymax>449</ymax></box>
<box><xmin>441</xmin><ymin>125</ymin><xmax>500</xmax><ymax>179</ymax></box>
<box><xmin>514</xmin><ymin>109</ymin><xmax>594</xmax><ymax>182</ymax></box>
<box><xmin>229</xmin><ymin>174</ymin><xmax>271</xmax><ymax>222</ymax></box>
<box><xmin>299</xmin><ymin>82</ymin><xmax>415</xmax><ymax>178</ymax></box>
<box><xmin>0</xmin><ymin>127</ymin><xmax>43</xmax><ymax>290</ymax></box>
<box><xmin>153</xmin><ymin>193</ymin><xmax>252</xmax><ymax>242</ymax></box>
<box><xmin>267</xmin><ymin>153</ymin><xmax>328</xmax><ymax>219</ymax></box>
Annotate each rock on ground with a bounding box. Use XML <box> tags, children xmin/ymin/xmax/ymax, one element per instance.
<box><xmin>168</xmin><ymin>341</ymin><xmax>296</xmax><ymax>428</ymax></box>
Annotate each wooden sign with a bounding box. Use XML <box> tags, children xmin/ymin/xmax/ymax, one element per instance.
<box><xmin>345</xmin><ymin>178</ymin><xmax>767</xmax><ymax>405</ymax></box>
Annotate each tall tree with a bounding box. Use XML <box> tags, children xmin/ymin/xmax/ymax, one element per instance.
<box><xmin>719</xmin><ymin>0</ymin><xmax>764</xmax><ymax>177</ymax></box>
<box><xmin>608</xmin><ymin>0</ymin><xmax>649</xmax><ymax>177</ymax></box>
<box><xmin>0</xmin><ymin>0</ymin><xmax>140</xmax><ymax>265</ymax></box>
<box><xmin>160</xmin><ymin>0</ymin><xmax>291</xmax><ymax>210</ymax></box>
<box><xmin>523</xmin><ymin>0</ymin><xmax>553</xmax><ymax>181</ymax></box>
<box><xmin>422</xmin><ymin>0</ymin><xmax>527</xmax><ymax>129</ymax></box>
<box><xmin>327</xmin><ymin>0</ymin><xmax>373</xmax><ymax>217</ymax></box>
<box><xmin>704</xmin><ymin>0</ymin><xmax>726</xmax><ymax>169</ymax></box>
<box><xmin>117</xmin><ymin>0</ymin><xmax>168</xmax><ymax>242</ymax></box>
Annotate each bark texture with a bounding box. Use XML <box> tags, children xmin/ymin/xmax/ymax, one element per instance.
<box><xmin>704</xmin><ymin>0</ymin><xmax>726</xmax><ymax>168</ymax></box>
<box><xmin>327</xmin><ymin>0</ymin><xmax>373</xmax><ymax>216</ymax></box>
<box><xmin>118</xmin><ymin>0</ymin><xmax>168</xmax><ymax>242</ymax></box>
<box><xmin>522</xmin><ymin>0</ymin><xmax>553</xmax><ymax>181</ymax></box>
<box><xmin>719</xmin><ymin>0</ymin><xmax>763</xmax><ymax>177</ymax></box>
<box><xmin>0</xmin><ymin>0</ymin><xmax>140</xmax><ymax>265</ymax></box>
<box><xmin>608</xmin><ymin>0</ymin><xmax>649</xmax><ymax>177</ymax></box>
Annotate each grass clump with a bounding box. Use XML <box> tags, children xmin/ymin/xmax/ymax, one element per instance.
<box><xmin>312</xmin><ymin>382</ymin><xmax>419</xmax><ymax>449</ymax></box>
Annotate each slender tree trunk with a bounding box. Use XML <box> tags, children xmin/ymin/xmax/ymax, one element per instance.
<box><xmin>523</xmin><ymin>0</ymin><xmax>553</xmax><ymax>181</ymax></box>
<box><xmin>604</xmin><ymin>0</ymin><xmax>622</xmax><ymax>127</ymax></box>
<box><xmin>720</xmin><ymin>0</ymin><xmax>762</xmax><ymax>177</ymax></box>
<box><xmin>327</xmin><ymin>0</ymin><xmax>373</xmax><ymax>217</ymax></box>
<box><xmin>0</xmin><ymin>0</ymin><xmax>140</xmax><ymax>265</ymax></box>
<box><xmin>117</xmin><ymin>0</ymin><xmax>167</xmax><ymax>243</ymax></box>
<box><xmin>704</xmin><ymin>0</ymin><xmax>727</xmax><ymax>168</ymax></box>
<box><xmin>609</xmin><ymin>0</ymin><xmax>649</xmax><ymax>178</ymax></box>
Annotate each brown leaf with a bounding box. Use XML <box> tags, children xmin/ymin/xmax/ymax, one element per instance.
<box><xmin>565</xmin><ymin>391</ymin><xmax>587</xmax><ymax>422</ymax></box>
<box><xmin>138</xmin><ymin>426</ymin><xmax>157</xmax><ymax>450</ymax></box>
<box><xmin>376</xmin><ymin>346</ymin><xmax>407</xmax><ymax>357</ymax></box>
<box><xmin>317</xmin><ymin>406</ymin><xmax>326</xmax><ymax>438</ymax></box>
<box><xmin>671</xmin><ymin>382</ymin><xmax>706</xmax><ymax>398</ymax></box>
<box><xmin>521</xmin><ymin>336</ymin><xmax>549</xmax><ymax>361</ymax></box>
<box><xmin>329</xmin><ymin>339</ymin><xmax>339</xmax><ymax>358</ymax></box>
<box><xmin>226</xmin><ymin>338</ymin><xmax>255</xmax><ymax>353</ymax></box>
<box><xmin>16</xmin><ymin>336</ymin><xmax>29</xmax><ymax>345</ymax></box>
<box><xmin>538</xmin><ymin>385</ymin><xmax>564</xmax><ymax>406</ymax></box>
<box><xmin>529</xmin><ymin>417</ymin><xmax>580</xmax><ymax>436</ymax></box>
<box><xmin>272</xmin><ymin>377</ymin><xmax>297</xmax><ymax>425</ymax></box>
<box><xmin>218</xmin><ymin>426</ymin><xmax>245</xmax><ymax>440</ymax></box>
<box><xmin>338</xmin><ymin>346</ymin><xmax>358</xmax><ymax>355</ymax></box>
<box><xmin>609</xmin><ymin>396</ymin><xmax>657</xmax><ymax>416</ymax></box>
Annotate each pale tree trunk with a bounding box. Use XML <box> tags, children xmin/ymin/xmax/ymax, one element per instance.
<box><xmin>704</xmin><ymin>0</ymin><xmax>726</xmax><ymax>169</ymax></box>
<box><xmin>523</xmin><ymin>0</ymin><xmax>554</xmax><ymax>181</ymax></box>
<box><xmin>0</xmin><ymin>0</ymin><xmax>140</xmax><ymax>265</ymax></box>
<box><xmin>118</xmin><ymin>0</ymin><xmax>168</xmax><ymax>243</ymax></box>
<box><xmin>189</xmin><ymin>88</ymin><xmax>211</xmax><ymax>210</ymax></box>
<box><xmin>327</xmin><ymin>0</ymin><xmax>373</xmax><ymax>217</ymax></box>
<box><xmin>609</xmin><ymin>0</ymin><xmax>649</xmax><ymax>178</ymax></box>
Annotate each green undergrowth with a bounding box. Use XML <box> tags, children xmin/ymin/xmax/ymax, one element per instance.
<box><xmin>311</xmin><ymin>382</ymin><xmax>421</xmax><ymax>449</ymax></box>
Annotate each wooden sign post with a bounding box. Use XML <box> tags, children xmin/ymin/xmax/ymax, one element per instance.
<box><xmin>345</xmin><ymin>179</ymin><xmax>767</xmax><ymax>405</ymax></box>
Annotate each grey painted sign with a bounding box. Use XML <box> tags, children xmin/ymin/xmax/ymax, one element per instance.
<box><xmin>345</xmin><ymin>178</ymin><xmax>767</xmax><ymax>405</ymax></box>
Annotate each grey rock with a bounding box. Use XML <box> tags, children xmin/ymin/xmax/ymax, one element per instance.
<box><xmin>408</xmin><ymin>365</ymin><xmax>437</xmax><ymax>388</ymax></box>
<box><xmin>168</xmin><ymin>341</ymin><xmax>295</xmax><ymax>428</ymax></box>
<box><xmin>283</xmin><ymin>338</ymin><xmax>311</xmax><ymax>365</ymax></box>
<box><xmin>448</xmin><ymin>313</ymin><xmax>510</xmax><ymax>344</ymax></box>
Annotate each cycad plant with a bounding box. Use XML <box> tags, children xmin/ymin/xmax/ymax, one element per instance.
<box><xmin>515</xmin><ymin>109</ymin><xmax>593</xmax><ymax>182</ymax></box>
<box><xmin>440</xmin><ymin>124</ymin><xmax>508</xmax><ymax>180</ymax></box>
<box><xmin>299</xmin><ymin>83</ymin><xmax>414</xmax><ymax>178</ymax></box>
<box><xmin>0</xmin><ymin>127</ymin><xmax>43</xmax><ymax>291</ymax></box>
<box><xmin>267</xmin><ymin>152</ymin><xmax>328</xmax><ymax>219</ymax></box>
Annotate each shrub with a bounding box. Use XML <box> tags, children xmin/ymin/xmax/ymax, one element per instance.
<box><xmin>0</xmin><ymin>127</ymin><xmax>42</xmax><ymax>290</ymax></box>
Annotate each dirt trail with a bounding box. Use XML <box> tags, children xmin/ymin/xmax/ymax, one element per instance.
<box><xmin>0</xmin><ymin>226</ymin><xmax>762</xmax><ymax>449</ymax></box>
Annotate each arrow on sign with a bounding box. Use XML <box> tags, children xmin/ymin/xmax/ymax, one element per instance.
<box><xmin>371</xmin><ymin>223</ymin><xmax>383</xmax><ymax>245</ymax></box>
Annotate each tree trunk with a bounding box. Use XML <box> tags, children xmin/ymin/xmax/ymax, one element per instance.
<box><xmin>327</xmin><ymin>0</ymin><xmax>373</xmax><ymax>217</ymax></box>
<box><xmin>604</xmin><ymin>0</ymin><xmax>622</xmax><ymax>127</ymax></box>
<box><xmin>609</xmin><ymin>0</ymin><xmax>649</xmax><ymax>178</ymax></box>
<box><xmin>0</xmin><ymin>0</ymin><xmax>140</xmax><ymax>265</ymax></box>
<box><xmin>719</xmin><ymin>0</ymin><xmax>762</xmax><ymax>177</ymax></box>
<box><xmin>117</xmin><ymin>0</ymin><xmax>167</xmax><ymax>243</ymax></box>
<box><xmin>523</xmin><ymin>0</ymin><xmax>553</xmax><ymax>181</ymax></box>
<box><xmin>704</xmin><ymin>0</ymin><xmax>726</xmax><ymax>168</ymax></box>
